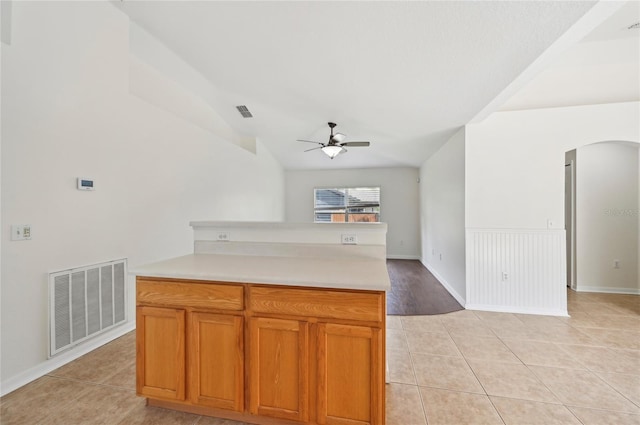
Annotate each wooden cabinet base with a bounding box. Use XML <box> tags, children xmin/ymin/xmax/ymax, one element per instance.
<box><xmin>138</xmin><ymin>278</ymin><xmax>386</xmax><ymax>425</ymax></box>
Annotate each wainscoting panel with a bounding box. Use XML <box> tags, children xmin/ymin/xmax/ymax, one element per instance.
<box><xmin>465</xmin><ymin>229</ymin><xmax>568</xmax><ymax>316</ymax></box>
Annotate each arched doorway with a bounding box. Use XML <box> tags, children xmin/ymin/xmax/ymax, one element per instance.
<box><xmin>565</xmin><ymin>140</ymin><xmax>640</xmax><ymax>294</ymax></box>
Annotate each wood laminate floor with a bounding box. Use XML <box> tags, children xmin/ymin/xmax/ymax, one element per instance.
<box><xmin>386</xmin><ymin>259</ymin><xmax>463</xmax><ymax>315</ymax></box>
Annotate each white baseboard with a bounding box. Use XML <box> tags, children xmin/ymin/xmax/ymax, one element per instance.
<box><xmin>575</xmin><ymin>286</ymin><xmax>640</xmax><ymax>295</ymax></box>
<box><xmin>0</xmin><ymin>321</ymin><xmax>135</xmax><ymax>397</ymax></box>
<box><xmin>386</xmin><ymin>254</ymin><xmax>421</xmax><ymax>260</ymax></box>
<box><xmin>465</xmin><ymin>303</ymin><xmax>569</xmax><ymax>317</ymax></box>
<box><xmin>421</xmin><ymin>260</ymin><xmax>466</xmax><ymax>308</ymax></box>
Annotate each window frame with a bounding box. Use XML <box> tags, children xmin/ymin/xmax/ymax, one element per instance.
<box><xmin>313</xmin><ymin>187</ymin><xmax>381</xmax><ymax>223</ymax></box>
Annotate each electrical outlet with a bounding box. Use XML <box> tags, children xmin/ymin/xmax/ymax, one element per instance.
<box><xmin>216</xmin><ymin>232</ymin><xmax>230</xmax><ymax>242</ymax></box>
<box><xmin>502</xmin><ymin>272</ymin><xmax>509</xmax><ymax>281</ymax></box>
<box><xmin>613</xmin><ymin>259</ymin><xmax>620</xmax><ymax>269</ymax></box>
<box><xmin>341</xmin><ymin>234</ymin><xmax>357</xmax><ymax>245</ymax></box>
<box><xmin>11</xmin><ymin>224</ymin><xmax>32</xmax><ymax>241</ymax></box>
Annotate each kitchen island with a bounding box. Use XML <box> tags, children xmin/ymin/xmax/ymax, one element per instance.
<box><xmin>133</xmin><ymin>222</ymin><xmax>390</xmax><ymax>425</ymax></box>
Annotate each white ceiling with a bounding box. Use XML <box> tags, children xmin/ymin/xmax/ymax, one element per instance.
<box><xmin>500</xmin><ymin>1</ymin><xmax>639</xmax><ymax>111</ymax></box>
<box><xmin>115</xmin><ymin>1</ymin><xmax>634</xmax><ymax>170</ymax></box>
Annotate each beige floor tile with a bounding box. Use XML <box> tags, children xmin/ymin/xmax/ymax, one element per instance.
<box><xmin>557</xmin><ymin>312</ymin><xmax>602</xmax><ymax>328</ymax></box>
<box><xmin>46</xmin><ymin>384</ymin><xmax>144</xmax><ymax>424</ymax></box>
<box><xmin>472</xmin><ymin>311</ymin><xmax>523</xmax><ymax>324</ymax></box>
<box><xmin>467</xmin><ymin>360</ymin><xmax>559</xmax><ymax>403</ymax></box>
<box><xmin>490</xmin><ymin>396</ymin><xmax>582</xmax><ymax>425</ymax></box>
<box><xmin>610</xmin><ymin>301</ymin><xmax>640</xmax><ymax>315</ymax></box>
<box><xmin>442</xmin><ymin>319</ymin><xmax>496</xmax><ymax>338</ymax></box>
<box><xmin>578</xmin><ymin>327</ymin><xmax>640</xmax><ymax>350</ymax></box>
<box><xmin>501</xmin><ymin>339</ymin><xmax>586</xmax><ymax>369</ymax></box>
<box><xmin>487</xmin><ymin>322</ymin><xmax>541</xmax><ymax>341</ymax></box>
<box><xmin>386</xmin><ymin>315</ymin><xmax>404</xmax><ymax>330</ymax></box>
<box><xmin>452</xmin><ymin>335</ymin><xmax>522</xmax><ymax>364</ymax></box>
<box><xmin>386</xmin><ymin>383</ymin><xmax>427</xmax><ymax>425</ymax></box>
<box><xmin>420</xmin><ymin>387</ymin><xmax>503</xmax><ymax>425</ymax></box>
<box><xmin>569</xmin><ymin>314</ymin><xmax>640</xmax><ymax>331</ymax></box>
<box><xmin>568</xmin><ymin>406</ymin><xmax>640</xmax><ymax>425</ymax></box>
<box><xmin>405</xmin><ymin>330</ymin><xmax>461</xmax><ymax>357</ymax></box>
<box><xmin>514</xmin><ymin>314</ymin><xmax>567</xmax><ymax>329</ymax></box>
<box><xmin>595</xmin><ymin>371</ymin><xmax>640</xmax><ymax>406</ymax></box>
<box><xmin>387</xmin><ymin>328</ymin><xmax>409</xmax><ymax>351</ymax></box>
<box><xmin>117</xmin><ymin>404</ymin><xmax>201</xmax><ymax>425</ymax></box>
<box><xmin>440</xmin><ymin>309</ymin><xmax>482</xmax><ymax>321</ymax></box>
<box><xmin>401</xmin><ymin>315</ymin><xmax>447</xmax><ymax>333</ymax></box>
<box><xmin>102</xmin><ymin>358</ymin><xmax>137</xmax><ymax>390</ymax></box>
<box><xmin>0</xmin><ymin>376</ymin><xmax>94</xmax><ymax>425</ymax></box>
<box><xmin>570</xmin><ymin>301</ymin><xmax>623</xmax><ymax>315</ymax></box>
<box><xmin>411</xmin><ymin>353</ymin><xmax>484</xmax><ymax>393</ymax></box>
<box><xmin>49</xmin><ymin>342</ymin><xmax>133</xmax><ymax>384</ymax></box>
<box><xmin>556</xmin><ymin>344</ymin><xmax>640</xmax><ymax>375</ymax></box>
<box><xmin>529</xmin><ymin>365</ymin><xmax>640</xmax><ymax>414</ymax></box>
<box><xmin>527</xmin><ymin>324</ymin><xmax>602</xmax><ymax>346</ymax></box>
<box><xmin>387</xmin><ymin>348</ymin><xmax>416</xmax><ymax>385</ymax></box>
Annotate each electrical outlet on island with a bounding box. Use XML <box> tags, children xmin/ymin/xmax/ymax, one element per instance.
<box><xmin>341</xmin><ymin>234</ymin><xmax>357</xmax><ymax>245</ymax></box>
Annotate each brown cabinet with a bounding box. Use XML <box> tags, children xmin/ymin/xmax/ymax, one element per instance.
<box><xmin>317</xmin><ymin>323</ymin><xmax>383</xmax><ymax>425</ymax></box>
<box><xmin>249</xmin><ymin>317</ymin><xmax>310</xmax><ymax>422</ymax></box>
<box><xmin>136</xmin><ymin>306</ymin><xmax>186</xmax><ymax>401</ymax></box>
<box><xmin>136</xmin><ymin>279</ymin><xmax>244</xmax><ymax>412</ymax></box>
<box><xmin>136</xmin><ymin>277</ymin><xmax>385</xmax><ymax>425</ymax></box>
<box><xmin>189</xmin><ymin>312</ymin><xmax>244</xmax><ymax>411</ymax></box>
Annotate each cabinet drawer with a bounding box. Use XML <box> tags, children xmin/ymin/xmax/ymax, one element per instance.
<box><xmin>137</xmin><ymin>278</ymin><xmax>243</xmax><ymax>311</ymax></box>
<box><xmin>249</xmin><ymin>286</ymin><xmax>383</xmax><ymax>323</ymax></box>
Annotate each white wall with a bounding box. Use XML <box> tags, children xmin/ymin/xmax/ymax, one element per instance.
<box><xmin>285</xmin><ymin>168</ymin><xmax>419</xmax><ymax>259</ymax></box>
<box><xmin>419</xmin><ymin>128</ymin><xmax>466</xmax><ymax>305</ymax></box>
<box><xmin>575</xmin><ymin>142</ymin><xmax>639</xmax><ymax>293</ymax></box>
<box><xmin>1</xmin><ymin>2</ymin><xmax>284</xmax><ymax>392</ymax></box>
<box><xmin>466</xmin><ymin>102</ymin><xmax>639</xmax><ymax>230</ymax></box>
<box><xmin>465</xmin><ymin>101</ymin><xmax>639</xmax><ymax>314</ymax></box>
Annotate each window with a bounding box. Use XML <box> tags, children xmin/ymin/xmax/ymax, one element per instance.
<box><xmin>314</xmin><ymin>187</ymin><xmax>380</xmax><ymax>223</ymax></box>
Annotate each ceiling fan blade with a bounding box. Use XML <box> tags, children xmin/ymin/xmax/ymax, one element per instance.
<box><xmin>304</xmin><ymin>146</ymin><xmax>323</xmax><ymax>152</ymax></box>
<box><xmin>297</xmin><ymin>139</ymin><xmax>323</xmax><ymax>145</ymax></box>
<box><xmin>331</xmin><ymin>132</ymin><xmax>346</xmax><ymax>143</ymax></box>
<box><xmin>340</xmin><ymin>141</ymin><xmax>370</xmax><ymax>147</ymax></box>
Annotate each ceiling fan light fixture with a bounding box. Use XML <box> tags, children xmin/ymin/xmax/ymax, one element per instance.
<box><xmin>332</xmin><ymin>133</ymin><xmax>346</xmax><ymax>143</ymax></box>
<box><xmin>321</xmin><ymin>145</ymin><xmax>344</xmax><ymax>159</ymax></box>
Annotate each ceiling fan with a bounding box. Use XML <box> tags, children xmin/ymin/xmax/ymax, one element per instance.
<box><xmin>297</xmin><ymin>122</ymin><xmax>370</xmax><ymax>159</ymax></box>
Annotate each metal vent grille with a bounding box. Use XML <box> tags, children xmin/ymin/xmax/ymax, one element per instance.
<box><xmin>49</xmin><ymin>259</ymin><xmax>127</xmax><ymax>357</ymax></box>
<box><xmin>236</xmin><ymin>105</ymin><xmax>253</xmax><ymax>118</ymax></box>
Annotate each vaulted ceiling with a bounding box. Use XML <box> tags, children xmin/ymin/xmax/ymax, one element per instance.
<box><xmin>116</xmin><ymin>1</ymin><xmax>638</xmax><ymax>170</ymax></box>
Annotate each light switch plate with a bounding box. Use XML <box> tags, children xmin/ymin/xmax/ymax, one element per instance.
<box><xmin>11</xmin><ymin>224</ymin><xmax>32</xmax><ymax>241</ymax></box>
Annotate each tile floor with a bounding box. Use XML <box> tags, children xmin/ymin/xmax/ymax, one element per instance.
<box><xmin>1</xmin><ymin>290</ymin><xmax>638</xmax><ymax>424</ymax></box>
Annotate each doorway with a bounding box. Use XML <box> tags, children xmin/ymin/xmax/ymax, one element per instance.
<box><xmin>565</xmin><ymin>142</ymin><xmax>639</xmax><ymax>294</ymax></box>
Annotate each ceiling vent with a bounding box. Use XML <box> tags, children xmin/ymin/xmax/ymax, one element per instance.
<box><xmin>236</xmin><ymin>105</ymin><xmax>253</xmax><ymax>118</ymax></box>
<box><xmin>628</xmin><ymin>22</ymin><xmax>640</xmax><ymax>30</ymax></box>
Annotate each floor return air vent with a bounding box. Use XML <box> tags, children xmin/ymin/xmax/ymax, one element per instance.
<box><xmin>49</xmin><ymin>259</ymin><xmax>127</xmax><ymax>357</ymax></box>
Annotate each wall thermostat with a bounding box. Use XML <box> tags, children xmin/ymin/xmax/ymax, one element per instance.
<box><xmin>77</xmin><ymin>178</ymin><xmax>95</xmax><ymax>191</ymax></box>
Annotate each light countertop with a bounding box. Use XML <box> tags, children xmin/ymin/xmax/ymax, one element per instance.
<box><xmin>132</xmin><ymin>253</ymin><xmax>391</xmax><ymax>292</ymax></box>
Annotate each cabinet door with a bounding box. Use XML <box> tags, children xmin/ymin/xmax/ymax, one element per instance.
<box><xmin>189</xmin><ymin>312</ymin><xmax>244</xmax><ymax>411</ymax></box>
<box><xmin>249</xmin><ymin>317</ymin><xmax>309</xmax><ymax>422</ymax></box>
<box><xmin>136</xmin><ymin>306</ymin><xmax>186</xmax><ymax>401</ymax></box>
<box><xmin>317</xmin><ymin>323</ymin><xmax>383</xmax><ymax>425</ymax></box>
